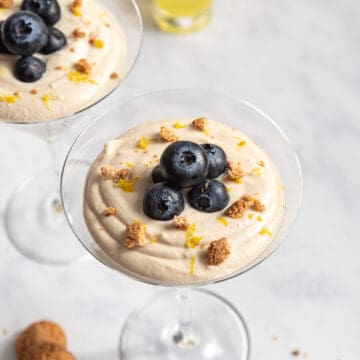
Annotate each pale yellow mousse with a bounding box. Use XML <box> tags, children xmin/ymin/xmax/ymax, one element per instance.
<box><xmin>83</xmin><ymin>119</ymin><xmax>286</xmax><ymax>284</ymax></box>
<box><xmin>0</xmin><ymin>0</ymin><xmax>126</xmax><ymax>122</ymax></box>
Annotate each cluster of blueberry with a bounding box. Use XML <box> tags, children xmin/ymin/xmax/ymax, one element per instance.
<box><xmin>143</xmin><ymin>141</ymin><xmax>230</xmax><ymax>220</ymax></box>
<box><xmin>0</xmin><ymin>0</ymin><xmax>66</xmax><ymax>82</ymax></box>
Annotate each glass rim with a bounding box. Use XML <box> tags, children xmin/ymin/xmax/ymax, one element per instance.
<box><xmin>61</xmin><ymin>88</ymin><xmax>303</xmax><ymax>287</ymax></box>
<box><xmin>1</xmin><ymin>0</ymin><xmax>144</xmax><ymax>127</ymax></box>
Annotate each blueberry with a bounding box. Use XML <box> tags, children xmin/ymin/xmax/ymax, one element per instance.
<box><xmin>189</xmin><ymin>179</ymin><xmax>229</xmax><ymax>213</ymax></box>
<box><xmin>159</xmin><ymin>141</ymin><xmax>208</xmax><ymax>189</ymax></box>
<box><xmin>201</xmin><ymin>144</ymin><xmax>227</xmax><ymax>178</ymax></box>
<box><xmin>143</xmin><ymin>183</ymin><xmax>185</xmax><ymax>220</ymax></box>
<box><xmin>0</xmin><ymin>22</ymin><xmax>11</xmax><ymax>54</ymax></box>
<box><xmin>21</xmin><ymin>0</ymin><xmax>61</xmax><ymax>26</ymax></box>
<box><xmin>2</xmin><ymin>11</ymin><xmax>48</xmax><ymax>55</ymax></box>
<box><xmin>152</xmin><ymin>165</ymin><xmax>166</xmax><ymax>184</ymax></box>
<box><xmin>14</xmin><ymin>55</ymin><xmax>46</xmax><ymax>82</ymax></box>
<box><xmin>39</xmin><ymin>27</ymin><xmax>66</xmax><ymax>54</ymax></box>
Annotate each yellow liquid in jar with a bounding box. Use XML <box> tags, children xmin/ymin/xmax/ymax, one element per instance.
<box><xmin>153</xmin><ymin>0</ymin><xmax>212</xmax><ymax>33</ymax></box>
<box><xmin>155</xmin><ymin>0</ymin><xmax>212</xmax><ymax>17</ymax></box>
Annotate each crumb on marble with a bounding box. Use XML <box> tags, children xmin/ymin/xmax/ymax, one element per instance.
<box><xmin>124</xmin><ymin>220</ymin><xmax>147</xmax><ymax>248</ymax></box>
<box><xmin>73</xmin><ymin>28</ymin><xmax>86</xmax><ymax>38</ymax></box>
<box><xmin>192</xmin><ymin>117</ymin><xmax>208</xmax><ymax>131</ymax></box>
<box><xmin>291</xmin><ymin>350</ymin><xmax>301</xmax><ymax>357</ymax></box>
<box><xmin>74</xmin><ymin>59</ymin><xmax>91</xmax><ymax>74</ymax></box>
<box><xmin>225</xmin><ymin>199</ymin><xmax>248</xmax><ymax>219</ymax></box>
<box><xmin>207</xmin><ymin>237</ymin><xmax>230</xmax><ymax>266</ymax></box>
<box><xmin>104</xmin><ymin>207</ymin><xmax>116</xmax><ymax>216</ymax></box>
<box><xmin>173</xmin><ymin>216</ymin><xmax>190</xmax><ymax>230</ymax></box>
<box><xmin>2</xmin><ymin>328</ymin><xmax>8</xmax><ymax>335</ymax></box>
<box><xmin>160</xmin><ymin>126</ymin><xmax>178</xmax><ymax>142</ymax></box>
<box><xmin>0</xmin><ymin>0</ymin><xmax>13</xmax><ymax>9</ymax></box>
<box><xmin>227</xmin><ymin>161</ymin><xmax>244</xmax><ymax>180</ymax></box>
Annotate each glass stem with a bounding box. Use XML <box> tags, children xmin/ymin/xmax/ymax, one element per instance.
<box><xmin>173</xmin><ymin>288</ymin><xmax>198</xmax><ymax>348</ymax></box>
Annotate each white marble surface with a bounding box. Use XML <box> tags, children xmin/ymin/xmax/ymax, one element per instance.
<box><xmin>0</xmin><ymin>0</ymin><xmax>359</xmax><ymax>359</ymax></box>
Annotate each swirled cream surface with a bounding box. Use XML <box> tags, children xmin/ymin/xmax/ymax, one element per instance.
<box><xmin>83</xmin><ymin>119</ymin><xmax>286</xmax><ymax>284</ymax></box>
<box><xmin>0</xmin><ymin>0</ymin><xmax>126</xmax><ymax>122</ymax></box>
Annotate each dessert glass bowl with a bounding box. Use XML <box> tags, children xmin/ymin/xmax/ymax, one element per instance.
<box><xmin>61</xmin><ymin>89</ymin><xmax>303</xmax><ymax>359</ymax></box>
<box><xmin>3</xmin><ymin>0</ymin><xmax>143</xmax><ymax>266</ymax></box>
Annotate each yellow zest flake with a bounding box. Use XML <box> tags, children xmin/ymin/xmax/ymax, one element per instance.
<box><xmin>173</xmin><ymin>121</ymin><xmax>186</xmax><ymax>129</ymax></box>
<box><xmin>237</xmin><ymin>140</ymin><xmax>247</xmax><ymax>149</ymax></box>
<box><xmin>186</xmin><ymin>235</ymin><xmax>202</xmax><ymax>249</ymax></box>
<box><xmin>202</xmin><ymin>129</ymin><xmax>210</xmax><ymax>137</ymax></box>
<box><xmin>189</xmin><ymin>223</ymin><xmax>196</xmax><ymax>233</ymax></box>
<box><xmin>138</xmin><ymin>136</ymin><xmax>152</xmax><ymax>150</ymax></box>
<box><xmin>189</xmin><ymin>256</ymin><xmax>196</xmax><ymax>276</ymax></box>
<box><xmin>72</xmin><ymin>6</ymin><xmax>82</xmax><ymax>16</ymax></box>
<box><xmin>259</xmin><ymin>227</ymin><xmax>272</xmax><ymax>236</ymax></box>
<box><xmin>248</xmin><ymin>213</ymin><xmax>254</xmax><ymax>220</ymax></box>
<box><xmin>226</xmin><ymin>187</ymin><xmax>232</xmax><ymax>192</ymax></box>
<box><xmin>68</xmin><ymin>70</ymin><xmax>96</xmax><ymax>84</ymax></box>
<box><xmin>41</xmin><ymin>93</ymin><xmax>55</xmax><ymax>110</ymax></box>
<box><xmin>151</xmin><ymin>236</ymin><xmax>158</xmax><ymax>243</ymax></box>
<box><xmin>278</xmin><ymin>183</ymin><xmax>285</xmax><ymax>190</ymax></box>
<box><xmin>217</xmin><ymin>217</ymin><xmax>229</xmax><ymax>227</ymax></box>
<box><xmin>92</xmin><ymin>38</ymin><xmax>104</xmax><ymax>49</ymax></box>
<box><xmin>125</xmin><ymin>161</ymin><xmax>135</xmax><ymax>168</ymax></box>
<box><xmin>117</xmin><ymin>177</ymin><xmax>139</xmax><ymax>193</ymax></box>
<box><xmin>257</xmin><ymin>215</ymin><xmax>263</xmax><ymax>222</ymax></box>
<box><xmin>0</xmin><ymin>93</ymin><xmax>21</xmax><ymax>104</ymax></box>
<box><xmin>251</xmin><ymin>167</ymin><xmax>263</xmax><ymax>176</ymax></box>
<box><xmin>235</xmin><ymin>178</ymin><xmax>242</xmax><ymax>184</ymax></box>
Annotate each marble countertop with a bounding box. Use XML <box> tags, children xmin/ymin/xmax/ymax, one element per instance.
<box><xmin>0</xmin><ymin>0</ymin><xmax>359</xmax><ymax>359</ymax></box>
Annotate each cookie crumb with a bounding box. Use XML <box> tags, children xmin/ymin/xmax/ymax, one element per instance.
<box><xmin>192</xmin><ymin>117</ymin><xmax>208</xmax><ymax>131</ymax></box>
<box><xmin>89</xmin><ymin>36</ymin><xmax>104</xmax><ymax>48</ymax></box>
<box><xmin>74</xmin><ymin>59</ymin><xmax>91</xmax><ymax>74</ymax></box>
<box><xmin>272</xmin><ymin>335</ymin><xmax>278</xmax><ymax>341</ymax></box>
<box><xmin>100</xmin><ymin>164</ymin><xmax>117</xmax><ymax>180</ymax></box>
<box><xmin>225</xmin><ymin>199</ymin><xmax>248</xmax><ymax>219</ymax></box>
<box><xmin>70</xmin><ymin>0</ymin><xmax>82</xmax><ymax>16</ymax></box>
<box><xmin>110</xmin><ymin>72</ymin><xmax>119</xmax><ymax>79</ymax></box>
<box><xmin>207</xmin><ymin>237</ymin><xmax>230</xmax><ymax>266</ymax></box>
<box><xmin>70</xmin><ymin>47</ymin><xmax>76</xmax><ymax>53</ymax></box>
<box><xmin>227</xmin><ymin>161</ymin><xmax>244</xmax><ymax>180</ymax></box>
<box><xmin>124</xmin><ymin>221</ymin><xmax>147</xmax><ymax>248</ymax></box>
<box><xmin>291</xmin><ymin>350</ymin><xmax>301</xmax><ymax>357</ymax></box>
<box><xmin>2</xmin><ymin>328</ymin><xmax>8</xmax><ymax>335</ymax></box>
<box><xmin>104</xmin><ymin>207</ymin><xmax>116</xmax><ymax>216</ymax></box>
<box><xmin>251</xmin><ymin>199</ymin><xmax>266</xmax><ymax>212</ymax></box>
<box><xmin>174</xmin><ymin>216</ymin><xmax>190</xmax><ymax>230</ymax></box>
<box><xmin>54</xmin><ymin>65</ymin><xmax>63</xmax><ymax>71</ymax></box>
<box><xmin>160</xmin><ymin>126</ymin><xmax>178</xmax><ymax>142</ymax></box>
<box><xmin>30</xmin><ymin>89</ymin><xmax>38</xmax><ymax>95</ymax></box>
<box><xmin>115</xmin><ymin>168</ymin><xmax>129</xmax><ymax>180</ymax></box>
<box><xmin>13</xmin><ymin>91</ymin><xmax>20</xmax><ymax>97</ymax></box>
<box><xmin>242</xmin><ymin>194</ymin><xmax>253</xmax><ymax>202</ymax></box>
<box><xmin>258</xmin><ymin>160</ymin><xmax>265</xmax><ymax>167</ymax></box>
<box><xmin>73</xmin><ymin>28</ymin><xmax>86</xmax><ymax>38</ymax></box>
<box><xmin>0</xmin><ymin>0</ymin><xmax>13</xmax><ymax>9</ymax></box>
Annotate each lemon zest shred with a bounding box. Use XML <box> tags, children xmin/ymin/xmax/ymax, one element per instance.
<box><xmin>173</xmin><ymin>121</ymin><xmax>186</xmax><ymax>129</ymax></box>
<box><xmin>138</xmin><ymin>136</ymin><xmax>152</xmax><ymax>150</ymax></box>
<box><xmin>237</xmin><ymin>140</ymin><xmax>247</xmax><ymax>149</ymax></box>
<box><xmin>68</xmin><ymin>70</ymin><xmax>96</xmax><ymax>84</ymax></box>
<box><xmin>125</xmin><ymin>161</ymin><xmax>135</xmax><ymax>168</ymax></box>
<box><xmin>259</xmin><ymin>227</ymin><xmax>272</xmax><ymax>236</ymax></box>
<box><xmin>217</xmin><ymin>217</ymin><xmax>229</xmax><ymax>227</ymax></box>
<box><xmin>117</xmin><ymin>177</ymin><xmax>139</xmax><ymax>193</ymax></box>
<box><xmin>257</xmin><ymin>215</ymin><xmax>263</xmax><ymax>222</ymax></box>
<box><xmin>0</xmin><ymin>93</ymin><xmax>21</xmax><ymax>104</ymax></box>
<box><xmin>189</xmin><ymin>256</ymin><xmax>196</xmax><ymax>275</ymax></box>
<box><xmin>41</xmin><ymin>93</ymin><xmax>55</xmax><ymax>110</ymax></box>
<box><xmin>248</xmin><ymin>213</ymin><xmax>254</xmax><ymax>220</ymax></box>
<box><xmin>251</xmin><ymin>167</ymin><xmax>263</xmax><ymax>176</ymax></box>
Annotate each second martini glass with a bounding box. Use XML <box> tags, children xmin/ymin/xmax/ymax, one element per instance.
<box><xmin>61</xmin><ymin>89</ymin><xmax>302</xmax><ymax>358</ymax></box>
<box><xmin>3</xmin><ymin>0</ymin><xmax>143</xmax><ymax>265</ymax></box>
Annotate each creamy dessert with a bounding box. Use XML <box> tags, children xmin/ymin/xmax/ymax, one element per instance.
<box><xmin>83</xmin><ymin>118</ymin><xmax>286</xmax><ymax>284</ymax></box>
<box><xmin>0</xmin><ymin>0</ymin><xmax>126</xmax><ymax>122</ymax></box>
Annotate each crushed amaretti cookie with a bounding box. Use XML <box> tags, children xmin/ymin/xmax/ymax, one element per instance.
<box><xmin>251</xmin><ymin>199</ymin><xmax>266</xmax><ymax>212</ymax></box>
<box><xmin>110</xmin><ymin>72</ymin><xmax>119</xmax><ymax>79</ymax></box>
<box><xmin>207</xmin><ymin>237</ymin><xmax>230</xmax><ymax>266</ymax></box>
<box><xmin>73</xmin><ymin>28</ymin><xmax>86</xmax><ymax>38</ymax></box>
<box><xmin>104</xmin><ymin>207</ymin><xmax>116</xmax><ymax>216</ymax></box>
<box><xmin>74</xmin><ymin>59</ymin><xmax>91</xmax><ymax>74</ymax></box>
<box><xmin>54</xmin><ymin>65</ymin><xmax>63</xmax><ymax>71</ymax></box>
<box><xmin>100</xmin><ymin>164</ymin><xmax>129</xmax><ymax>181</ymax></box>
<box><xmin>160</xmin><ymin>126</ymin><xmax>178</xmax><ymax>142</ymax></box>
<box><xmin>124</xmin><ymin>221</ymin><xmax>147</xmax><ymax>248</ymax></box>
<box><xmin>0</xmin><ymin>0</ymin><xmax>13</xmax><ymax>9</ymax></box>
<box><xmin>242</xmin><ymin>194</ymin><xmax>253</xmax><ymax>202</ymax></box>
<box><xmin>227</xmin><ymin>161</ymin><xmax>244</xmax><ymax>180</ymax></box>
<box><xmin>30</xmin><ymin>89</ymin><xmax>38</xmax><ymax>95</ymax></box>
<box><xmin>225</xmin><ymin>199</ymin><xmax>248</xmax><ymax>218</ymax></box>
<box><xmin>258</xmin><ymin>160</ymin><xmax>265</xmax><ymax>167</ymax></box>
<box><xmin>89</xmin><ymin>36</ymin><xmax>104</xmax><ymax>48</ymax></box>
<box><xmin>70</xmin><ymin>47</ymin><xmax>76</xmax><ymax>53</ymax></box>
<box><xmin>173</xmin><ymin>216</ymin><xmax>190</xmax><ymax>230</ymax></box>
<box><xmin>70</xmin><ymin>0</ymin><xmax>82</xmax><ymax>15</ymax></box>
<box><xmin>192</xmin><ymin>117</ymin><xmax>208</xmax><ymax>131</ymax></box>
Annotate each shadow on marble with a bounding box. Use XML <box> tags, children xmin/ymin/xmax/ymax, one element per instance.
<box><xmin>0</xmin><ymin>333</ymin><xmax>17</xmax><ymax>360</ymax></box>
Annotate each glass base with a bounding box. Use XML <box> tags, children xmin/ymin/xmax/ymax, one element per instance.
<box><xmin>120</xmin><ymin>289</ymin><xmax>250</xmax><ymax>359</ymax></box>
<box><xmin>5</xmin><ymin>170</ymin><xmax>90</xmax><ymax>266</ymax></box>
<box><xmin>153</xmin><ymin>5</ymin><xmax>211</xmax><ymax>34</ymax></box>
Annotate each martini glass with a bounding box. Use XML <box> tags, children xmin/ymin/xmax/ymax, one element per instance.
<box><xmin>61</xmin><ymin>89</ymin><xmax>302</xmax><ymax>359</ymax></box>
<box><xmin>2</xmin><ymin>0</ymin><xmax>143</xmax><ymax>266</ymax></box>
